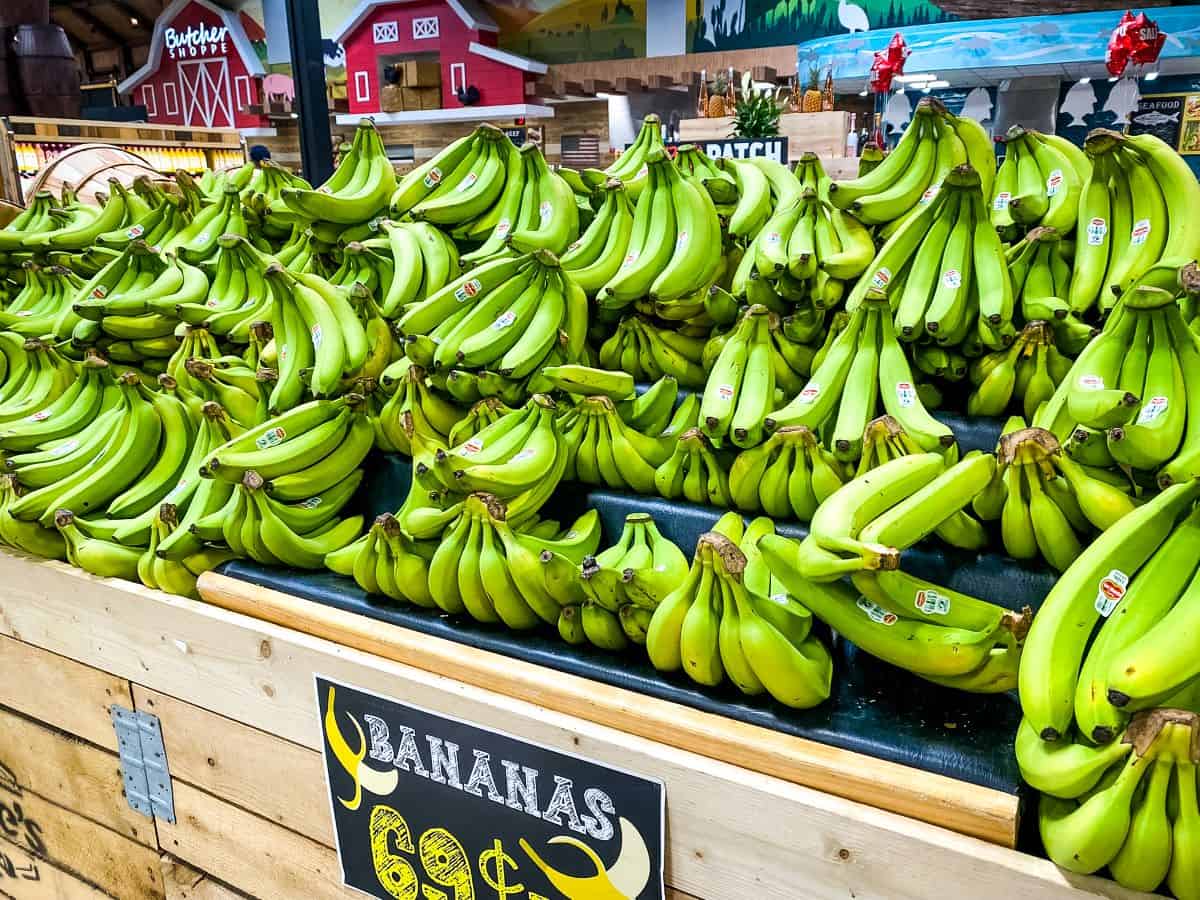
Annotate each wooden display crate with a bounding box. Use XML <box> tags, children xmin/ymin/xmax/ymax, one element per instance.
<box><xmin>0</xmin><ymin>549</ymin><xmax>1155</xmax><ymax>899</ymax></box>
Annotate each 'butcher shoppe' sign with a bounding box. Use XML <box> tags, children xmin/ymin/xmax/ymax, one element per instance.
<box><xmin>316</xmin><ymin>676</ymin><xmax>665</xmax><ymax>899</ymax></box>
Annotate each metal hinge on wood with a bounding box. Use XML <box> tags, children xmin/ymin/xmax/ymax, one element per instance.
<box><xmin>110</xmin><ymin>705</ymin><xmax>176</xmax><ymax>823</ymax></box>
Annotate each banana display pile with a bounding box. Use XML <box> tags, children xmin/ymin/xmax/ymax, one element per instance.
<box><xmin>4</xmin><ymin>112</ymin><xmax>1200</xmax><ymax>892</ymax></box>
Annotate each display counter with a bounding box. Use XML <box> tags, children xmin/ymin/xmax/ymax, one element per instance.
<box><xmin>0</xmin><ymin>549</ymin><xmax>1157</xmax><ymax>900</ymax></box>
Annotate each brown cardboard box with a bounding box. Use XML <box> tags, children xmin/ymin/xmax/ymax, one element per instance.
<box><xmin>401</xmin><ymin>86</ymin><xmax>441</xmax><ymax>110</ymax></box>
<box><xmin>399</xmin><ymin>60</ymin><xmax>441</xmax><ymax>87</ymax></box>
<box><xmin>381</xmin><ymin>83</ymin><xmax>405</xmax><ymax>113</ymax></box>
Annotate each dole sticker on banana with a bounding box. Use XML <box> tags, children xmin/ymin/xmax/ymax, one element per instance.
<box><xmin>1096</xmin><ymin>570</ymin><xmax>1129</xmax><ymax>618</ymax></box>
<box><xmin>857</xmin><ymin>596</ymin><xmax>899</xmax><ymax>625</ymax></box>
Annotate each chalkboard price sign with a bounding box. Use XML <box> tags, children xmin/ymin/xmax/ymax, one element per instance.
<box><xmin>317</xmin><ymin>677</ymin><xmax>666</xmax><ymax>900</ymax></box>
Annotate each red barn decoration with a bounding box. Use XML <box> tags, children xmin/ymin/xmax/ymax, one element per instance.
<box><xmin>333</xmin><ymin>0</ymin><xmax>551</xmax><ymax>123</ymax></box>
<box><xmin>118</xmin><ymin>0</ymin><xmax>272</xmax><ymax>133</ymax></box>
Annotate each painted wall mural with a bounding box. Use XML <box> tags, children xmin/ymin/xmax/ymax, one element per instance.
<box><xmin>490</xmin><ymin>0</ymin><xmax>647</xmax><ymax>63</ymax></box>
<box><xmin>692</xmin><ymin>0</ymin><xmax>953</xmax><ymax>54</ymax></box>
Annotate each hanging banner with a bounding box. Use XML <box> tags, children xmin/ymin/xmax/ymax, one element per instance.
<box><xmin>317</xmin><ymin>677</ymin><xmax>666</xmax><ymax>900</ymax></box>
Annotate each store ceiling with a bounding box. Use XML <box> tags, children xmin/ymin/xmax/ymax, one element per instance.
<box><xmin>49</xmin><ymin>0</ymin><xmax>166</xmax><ymax>51</ymax></box>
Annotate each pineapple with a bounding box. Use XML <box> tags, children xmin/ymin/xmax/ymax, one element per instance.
<box><xmin>802</xmin><ymin>65</ymin><xmax>822</xmax><ymax>113</ymax></box>
<box><xmin>708</xmin><ymin>71</ymin><xmax>728</xmax><ymax>118</ymax></box>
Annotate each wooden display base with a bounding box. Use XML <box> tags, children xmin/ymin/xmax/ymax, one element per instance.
<box><xmin>0</xmin><ymin>549</ymin><xmax>1153</xmax><ymax>899</ymax></box>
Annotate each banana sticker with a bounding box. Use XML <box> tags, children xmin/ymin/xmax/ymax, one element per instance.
<box><xmin>323</xmin><ymin>686</ymin><xmax>399</xmax><ymax>811</ymax></box>
<box><xmin>519</xmin><ymin>817</ymin><xmax>651</xmax><ymax>900</ymax></box>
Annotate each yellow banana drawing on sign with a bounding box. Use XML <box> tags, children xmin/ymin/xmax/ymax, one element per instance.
<box><xmin>323</xmin><ymin>686</ymin><xmax>400</xmax><ymax>810</ymax></box>
<box><xmin>520</xmin><ymin>817</ymin><xmax>652</xmax><ymax>900</ymax></box>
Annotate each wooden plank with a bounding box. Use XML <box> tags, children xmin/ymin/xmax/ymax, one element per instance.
<box><xmin>158</xmin><ymin>782</ymin><xmax>346</xmax><ymax>900</ymax></box>
<box><xmin>583</xmin><ymin>78</ymin><xmax>614</xmax><ymax>95</ymax></box>
<box><xmin>197</xmin><ymin>573</ymin><xmax>1017</xmax><ymax>847</ymax></box>
<box><xmin>0</xmin><ymin>789</ymin><xmax>162</xmax><ymax>900</ymax></box>
<box><xmin>0</xmin><ymin>707</ymin><xmax>156</xmax><ymax>847</ymax></box>
<box><xmin>0</xmin><ymin>841</ymin><xmax>111</xmax><ymax>900</ymax></box>
<box><xmin>160</xmin><ymin>856</ymin><xmax>249</xmax><ymax>900</ymax></box>
<box><xmin>615</xmin><ymin>77</ymin><xmax>643</xmax><ymax>94</ymax></box>
<box><xmin>132</xmin><ymin>687</ymin><xmax>331</xmax><ymax>846</ymax></box>
<box><xmin>0</xmin><ymin>554</ymin><xmax>1153</xmax><ymax>900</ymax></box>
<box><xmin>0</xmin><ymin>635</ymin><xmax>130</xmax><ymax>752</ymax></box>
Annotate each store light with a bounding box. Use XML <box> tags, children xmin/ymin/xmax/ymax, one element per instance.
<box><xmin>922</xmin><ymin>86</ymin><xmax>932</xmax><ymax>93</ymax></box>
<box><xmin>1079</xmin><ymin>77</ymin><xmax>1091</xmax><ymax>84</ymax></box>
<box><xmin>859</xmin><ymin>89</ymin><xmax>869</xmax><ymax>96</ymax></box>
<box><xmin>895</xmin><ymin>73</ymin><xmax>937</xmax><ymax>83</ymax></box>
<box><xmin>1145</xmin><ymin>70</ymin><xmax>1159</xmax><ymax>81</ymax></box>
<box><xmin>927</xmin><ymin>80</ymin><xmax>950</xmax><ymax>89</ymax></box>
<box><xmin>1109</xmin><ymin>75</ymin><xmax>1119</xmax><ymax>82</ymax></box>
<box><xmin>130</xmin><ymin>16</ymin><xmax>138</xmax><ymax>24</ymax></box>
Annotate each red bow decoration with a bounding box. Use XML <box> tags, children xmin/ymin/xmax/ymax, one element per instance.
<box><xmin>869</xmin><ymin>32</ymin><xmax>910</xmax><ymax>94</ymax></box>
<box><xmin>1107</xmin><ymin>10</ymin><xmax>1166</xmax><ymax>77</ymax></box>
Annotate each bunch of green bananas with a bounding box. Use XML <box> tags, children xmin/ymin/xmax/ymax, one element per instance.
<box><xmin>717</xmin><ymin>155</ymin><xmax>803</xmax><ymax>244</ymax></box>
<box><xmin>191</xmin><ymin>396</ymin><xmax>373</xmax><ymax>567</ymax></box>
<box><xmin>1018</xmin><ymin>478</ymin><xmax>1200</xmax><ymax>744</ymax></box>
<box><xmin>762</xmin><ymin>493</ymin><xmax>1029</xmax><ymax>696</ymax></box>
<box><xmin>164</xmin><ymin>186</ymin><xmax>252</xmax><ymax>264</ymax></box>
<box><xmin>766</xmin><ymin>297</ymin><xmax>955</xmax><ymax>463</ymax></box>
<box><xmin>564</xmin><ymin>512</ymin><xmax>687</xmax><ymax>650</ymax></box>
<box><xmin>737</xmin><ymin>154</ymin><xmax>873</xmax><ymax>304</ymax></box>
<box><xmin>0</xmin><ymin>190</ymin><xmax>66</xmax><ymax>252</ymax></box>
<box><xmin>260</xmin><ymin>262</ymin><xmax>384</xmax><ymax>412</ymax></box>
<box><xmin>558</xmin><ymin>394</ymin><xmax>672</xmax><ymax>493</ymax></box>
<box><xmin>1018</xmin><ymin>708</ymin><xmax>1199</xmax><ymax>898</ymax></box>
<box><xmin>172</xmin><ymin>234</ymin><xmax>273</xmax><ymax>343</ymax></box>
<box><xmin>373</xmin><ymin>361</ymin><xmax>464</xmax><ymax>454</ymax></box>
<box><xmin>774</xmin><ymin>450</ymin><xmax>977</xmax><ymax>579</ymax></box>
<box><xmin>238</xmin><ymin>160</ymin><xmax>311</xmax><ymax>241</ymax></box>
<box><xmin>589</xmin><ymin>149</ymin><xmax>722</xmax><ymax>312</ymax></box>
<box><xmin>0</xmin><ymin>261</ymin><xmax>84</xmax><ymax>338</ymax></box>
<box><xmin>1068</xmin><ymin>129</ymin><xmax>1200</xmax><ymax>317</ymax></box>
<box><xmin>64</xmin><ymin>397</ymin><xmax>244</xmax><ymax>552</ymax></box>
<box><xmin>70</xmin><ymin>241</ymin><xmax>206</xmax><ymax>355</ymax></box>
<box><xmin>23</xmin><ymin>179</ymin><xmax>146</xmax><ymax>253</ymax></box>
<box><xmin>647</xmin><ymin>514</ymin><xmax>833</xmax><ymax>707</ymax></box>
<box><xmin>425</xmin><ymin>492</ymin><xmax>599</xmax><ymax>629</ymax></box>
<box><xmin>97</xmin><ymin>189</ymin><xmax>193</xmax><ymax>254</ymax></box>
<box><xmin>728</xmin><ymin>425</ymin><xmax>844</xmax><ymax>520</ymax></box>
<box><xmin>586</xmin><ymin>113</ymin><xmax>664</xmax><ymax>198</ymax></box>
<box><xmin>390</xmin><ymin>125</ymin><xmax>578</xmax><ymax>261</ymax></box>
<box><xmin>277</xmin><ymin>119</ymin><xmax>396</xmax><ymax>226</ymax></box>
<box><xmin>422</xmin><ymin>393</ymin><xmax>565</xmax><ymax>527</ymax></box>
<box><xmin>325</xmin><ymin>511</ymin><xmax>436</xmax><ymax>606</ymax></box>
<box><xmin>560</xmin><ymin>178</ymin><xmax>634</xmax><ymax>298</ymax></box>
<box><xmin>966</xmin><ymin>321</ymin><xmax>1072</xmax><ymax>420</ymax></box>
<box><xmin>397</xmin><ymin>250</ymin><xmax>586</xmax><ymax>401</ymax></box>
<box><xmin>654</xmin><ymin>425</ymin><xmax>730</xmax><ymax>507</ymax></box>
<box><xmin>1032</xmin><ymin>276</ymin><xmax>1200</xmax><ymax>484</ymax></box>
<box><xmin>699</xmin><ymin>304</ymin><xmax>824</xmax><ymax>448</ymax></box>
<box><xmin>829</xmin><ymin>97</ymin><xmax>995</xmax><ymax>230</ymax></box>
<box><xmin>1005</xmin><ymin>226</ymin><xmax>1096</xmax><ymax>355</ymax></box>
<box><xmin>991</xmin><ymin>125</ymin><xmax>1089</xmax><ymax>242</ymax></box>
<box><xmin>273</xmin><ymin>226</ymin><xmax>327</xmax><ymax>277</ymax></box>
<box><xmin>848</xmin><ymin>162</ymin><xmax>1015</xmax><ymax>351</ymax></box>
<box><xmin>597</xmin><ymin>316</ymin><xmax>707</xmax><ymax>388</ymax></box>
<box><xmin>468</xmin><ymin>141</ymin><xmax>579</xmax><ymax>262</ymax></box>
<box><xmin>673</xmin><ymin>144</ymin><xmax>736</xmax><ymax>215</ymax></box>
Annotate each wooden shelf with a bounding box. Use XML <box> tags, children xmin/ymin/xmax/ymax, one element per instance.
<box><xmin>0</xmin><ymin>549</ymin><xmax>1158</xmax><ymax>899</ymax></box>
<box><xmin>10</xmin><ymin>134</ymin><xmax>241</xmax><ymax>149</ymax></box>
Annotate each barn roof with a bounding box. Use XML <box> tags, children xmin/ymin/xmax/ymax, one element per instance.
<box><xmin>467</xmin><ymin>42</ymin><xmax>547</xmax><ymax>74</ymax></box>
<box><xmin>117</xmin><ymin>0</ymin><xmax>266</xmax><ymax>95</ymax></box>
<box><xmin>332</xmin><ymin>0</ymin><xmax>499</xmax><ymax>44</ymax></box>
